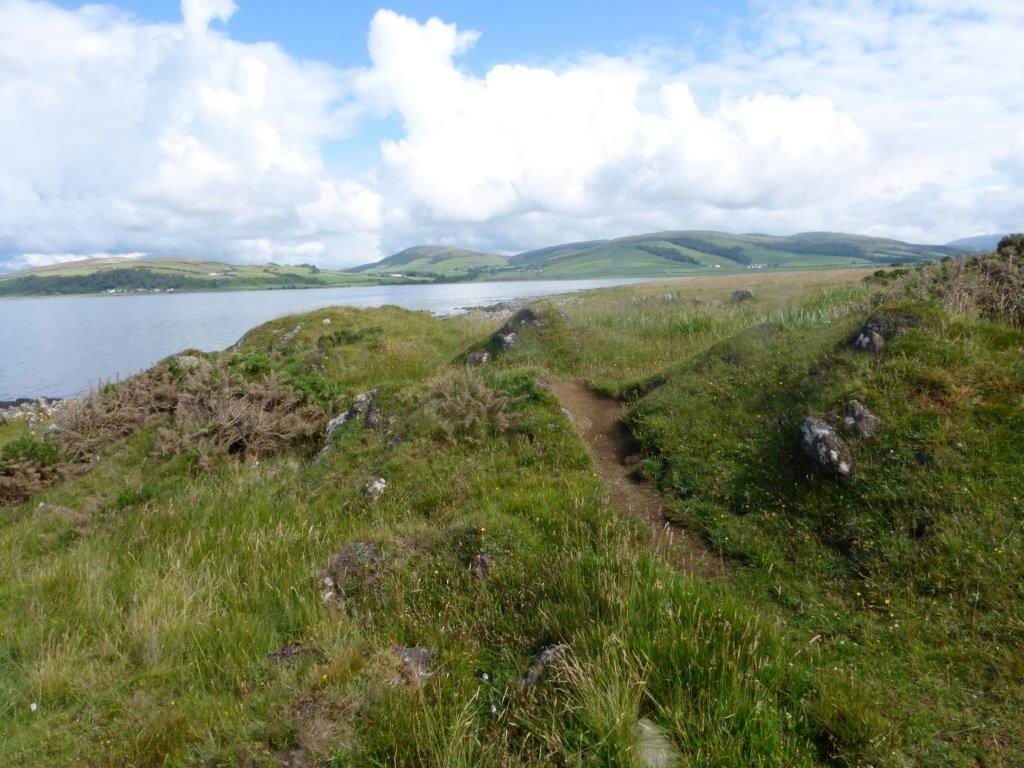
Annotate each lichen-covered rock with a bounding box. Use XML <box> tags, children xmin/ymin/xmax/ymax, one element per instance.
<box><xmin>393</xmin><ymin>645</ymin><xmax>434</xmax><ymax>687</ymax></box>
<box><xmin>853</xmin><ymin>328</ymin><xmax>885</xmax><ymax>353</ymax></box>
<box><xmin>801</xmin><ymin>417</ymin><xmax>853</xmax><ymax>481</ymax></box>
<box><xmin>364</xmin><ymin>475</ymin><xmax>387</xmax><ymax>500</ymax></box>
<box><xmin>323</xmin><ymin>390</ymin><xmax>380</xmax><ymax>440</ymax></box>
<box><xmin>466</xmin><ymin>349</ymin><xmax>491</xmax><ymax>367</ymax></box>
<box><xmin>730</xmin><ymin>289</ymin><xmax>755</xmax><ymax>303</ymax></box>
<box><xmin>319</xmin><ymin>542</ymin><xmax>385</xmax><ymax>606</ymax></box>
<box><xmin>279</xmin><ymin>323</ymin><xmax>304</xmax><ymax>346</ymax></box>
<box><xmin>495</xmin><ymin>330</ymin><xmax>518</xmax><ymax>351</ymax></box>
<box><xmin>851</xmin><ymin>310</ymin><xmax>919</xmax><ymax>353</ymax></box>
<box><xmin>522</xmin><ymin>643</ymin><xmax>569</xmax><ymax>687</ymax></box>
<box><xmin>843</xmin><ymin>401</ymin><xmax>882</xmax><ymax>438</ymax></box>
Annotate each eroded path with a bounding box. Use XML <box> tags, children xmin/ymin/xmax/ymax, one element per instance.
<box><xmin>549</xmin><ymin>379</ymin><xmax>719</xmax><ymax>575</ymax></box>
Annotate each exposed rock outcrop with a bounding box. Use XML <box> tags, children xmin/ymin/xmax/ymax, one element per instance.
<box><xmin>467</xmin><ymin>307</ymin><xmax>546</xmax><ymax>365</ymax></box>
<box><xmin>279</xmin><ymin>323</ymin><xmax>304</xmax><ymax>346</ymax></box>
<box><xmin>843</xmin><ymin>400</ymin><xmax>882</xmax><ymax>438</ymax></box>
<box><xmin>316</xmin><ymin>390</ymin><xmax>382</xmax><ymax>460</ymax></box>
<box><xmin>730</xmin><ymin>289</ymin><xmax>755</xmax><ymax>303</ymax></box>
<box><xmin>466</xmin><ymin>349</ymin><xmax>491</xmax><ymax>367</ymax></box>
<box><xmin>325</xmin><ymin>390</ymin><xmax>380</xmax><ymax>439</ymax></box>
<box><xmin>495</xmin><ymin>330</ymin><xmax>518</xmax><ymax>351</ymax></box>
<box><xmin>364</xmin><ymin>475</ymin><xmax>387</xmax><ymax>501</ymax></box>
<box><xmin>320</xmin><ymin>542</ymin><xmax>385</xmax><ymax>606</ymax></box>
<box><xmin>801</xmin><ymin>417</ymin><xmax>853</xmax><ymax>482</ymax></box>
<box><xmin>522</xmin><ymin>643</ymin><xmax>568</xmax><ymax>687</ymax></box>
<box><xmin>852</xmin><ymin>327</ymin><xmax>886</xmax><ymax>353</ymax></box>
<box><xmin>851</xmin><ymin>310</ymin><xmax>919</xmax><ymax>353</ymax></box>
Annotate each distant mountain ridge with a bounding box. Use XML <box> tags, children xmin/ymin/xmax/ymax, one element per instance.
<box><xmin>946</xmin><ymin>234</ymin><xmax>1008</xmax><ymax>251</ymax></box>
<box><xmin>355</xmin><ymin>230</ymin><xmax>966</xmax><ymax>281</ymax></box>
<box><xmin>2</xmin><ymin>230</ymin><xmax>973</xmax><ymax>296</ymax></box>
<box><xmin>351</xmin><ymin>246</ymin><xmax>506</xmax><ymax>278</ymax></box>
<box><xmin>510</xmin><ymin>230</ymin><xmax>960</xmax><ymax>272</ymax></box>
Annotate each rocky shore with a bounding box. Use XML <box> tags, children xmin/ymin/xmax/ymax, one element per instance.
<box><xmin>0</xmin><ymin>397</ymin><xmax>63</xmax><ymax>427</ymax></box>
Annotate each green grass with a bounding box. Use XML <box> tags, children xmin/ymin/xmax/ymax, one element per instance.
<box><xmin>509</xmin><ymin>230</ymin><xmax>964</xmax><ymax>276</ymax></box>
<box><xmin>619</xmin><ymin>307</ymin><xmax>1024</xmax><ymax>766</ymax></box>
<box><xmin>353</xmin><ymin>247</ymin><xmax>509</xmax><ymax>279</ymax></box>
<box><xmin>0</xmin><ymin>260</ymin><xmax>389</xmax><ymax>297</ymax></box>
<box><xmin>1</xmin><ymin>267</ymin><xmax>1019</xmax><ymax>766</ymax></box>
<box><xmin>502</xmin><ymin>269</ymin><xmax>873</xmax><ymax>393</ymax></box>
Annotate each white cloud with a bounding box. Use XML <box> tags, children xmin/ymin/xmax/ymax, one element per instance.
<box><xmin>0</xmin><ymin>0</ymin><xmax>1021</xmax><ymax>272</ymax></box>
<box><xmin>360</xmin><ymin>10</ymin><xmax>868</xmax><ymax>227</ymax></box>
<box><xmin>0</xmin><ymin>0</ymin><xmax>380</xmax><ymax>270</ymax></box>
<box><xmin>4</xmin><ymin>252</ymin><xmax>146</xmax><ymax>271</ymax></box>
<box><xmin>181</xmin><ymin>0</ymin><xmax>235</xmax><ymax>32</ymax></box>
<box><xmin>358</xmin><ymin>2</ymin><xmax>1022</xmax><ymax>250</ymax></box>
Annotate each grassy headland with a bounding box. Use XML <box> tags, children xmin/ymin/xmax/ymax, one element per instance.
<box><xmin>0</xmin><ymin>260</ymin><xmax>389</xmax><ymax>298</ymax></box>
<box><xmin>1</xmin><ymin>245</ymin><xmax>1021</xmax><ymax>766</ymax></box>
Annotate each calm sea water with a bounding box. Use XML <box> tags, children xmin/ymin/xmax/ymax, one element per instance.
<box><xmin>0</xmin><ymin>279</ymin><xmax>646</xmax><ymax>400</ymax></box>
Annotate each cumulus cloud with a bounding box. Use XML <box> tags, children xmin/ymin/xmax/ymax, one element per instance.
<box><xmin>360</xmin><ymin>10</ymin><xmax>868</xmax><ymax>227</ymax></box>
<box><xmin>0</xmin><ymin>0</ymin><xmax>1021</xmax><ymax>272</ymax></box>
<box><xmin>0</xmin><ymin>0</ymin><xmax>380</xmax><ymax>270</ymax></box>
<box><xmin>359</xmin><ymin>1</ymin><xmax>1022</xmax><ymax>250</ymax></box>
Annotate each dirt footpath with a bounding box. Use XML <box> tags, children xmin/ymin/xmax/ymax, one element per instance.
<box><xmin>549</xmin><ymin>379</ymin><xmax>719</xmax><ymax>575</ymax></box>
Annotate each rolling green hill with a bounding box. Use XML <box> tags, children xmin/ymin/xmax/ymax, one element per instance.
<box><xmin>352</xmin><ymin>246</ymin><xmax>508</xmax><ymax>279</ymax></box>
<box><xmin>0</xmin><ymin>259</ymin><xmax>384</xmax><ymax>297</ymax></box>
<box><xmin>946</xmin><ymin>234</ymin><xmax>1007</xmax><ymax>250</ymax></box>
<box><xmin>1</xmin><ymin>231</ymin><xmax>968</xmax><ymax>296</ymax></box>
<box><xmin>508</xmin><ymin>230</ymin><xmax>964</xmax><ymax>277</ymax></box>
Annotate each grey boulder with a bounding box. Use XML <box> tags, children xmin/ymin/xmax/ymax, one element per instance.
<box><xmin>801</xmin><ymin>417</ymin><xmax>853</xmax><ymax>482</ymax></box>
<box><xmin>843</xmin><ymin>401</ymin><xmax>882</xmax><ymax>438</ymax></box>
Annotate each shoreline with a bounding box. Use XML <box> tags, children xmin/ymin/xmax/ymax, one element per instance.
<box><xmin>0</xmin><ymin>268</ymin><xmax>870</xmax><ymax>403</ymax></box>
<box><xmin>0</xmin><ymin>264</ymin><xmax>871</xmax><ymax>301</ymax></box>
<box><xmin>0</xmin><ymin>396</ymin><xmax>61</xmax><ymax>409</ymax></box>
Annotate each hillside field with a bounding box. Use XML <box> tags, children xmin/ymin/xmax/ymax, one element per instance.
<box><xmin>0</xmin><ymin>260</ymin><xmax>387</xmax><ymax>297</ymax></box>
<box><xmin>1</xmin><ymin>251</ymin><xmax>1022</xmax><ymax>766</ymax></box>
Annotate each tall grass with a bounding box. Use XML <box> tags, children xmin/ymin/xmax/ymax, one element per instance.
<box><xmin>3</xmin><ymin>271</ymin><xmax>961</xmax><ymax>766</ymax></box>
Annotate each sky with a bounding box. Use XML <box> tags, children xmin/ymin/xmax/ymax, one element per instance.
<box><xmin>0</xmin><ymin>0</ymin><xmax>1022</xmax><ymax>272</ymax></box>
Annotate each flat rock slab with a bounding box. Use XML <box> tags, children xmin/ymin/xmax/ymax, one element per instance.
<box><xmin>637</xmin><ymin>717</ymin><xmax>681</xmax><ymax>768</ymax></box>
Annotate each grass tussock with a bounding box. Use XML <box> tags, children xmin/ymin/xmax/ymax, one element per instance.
<box><xmin>416</xmin><ymin>370</ymin><xmax>515</xmax><ymax>445</ymax></box>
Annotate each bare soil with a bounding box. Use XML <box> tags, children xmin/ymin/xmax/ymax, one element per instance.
<box><xmin>549</xmin><ymin>379</ymin><xmax>720</xmax><ymax>575</ymax></box>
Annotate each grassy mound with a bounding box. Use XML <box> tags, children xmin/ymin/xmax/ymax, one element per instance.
<box><xmin>1</xmin><ymin>299</ymin><xmax>884</xmax><ymax>767</ymax></box>
<box><xmin>2</xmin><ymin>266</ymin><xmax>1020</xmax><ymax>766</ymax></box>
<box><xmin>627</xmin><ymin>297</ymin><xmax>1023</xmax><ymax>764</ymax></box>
